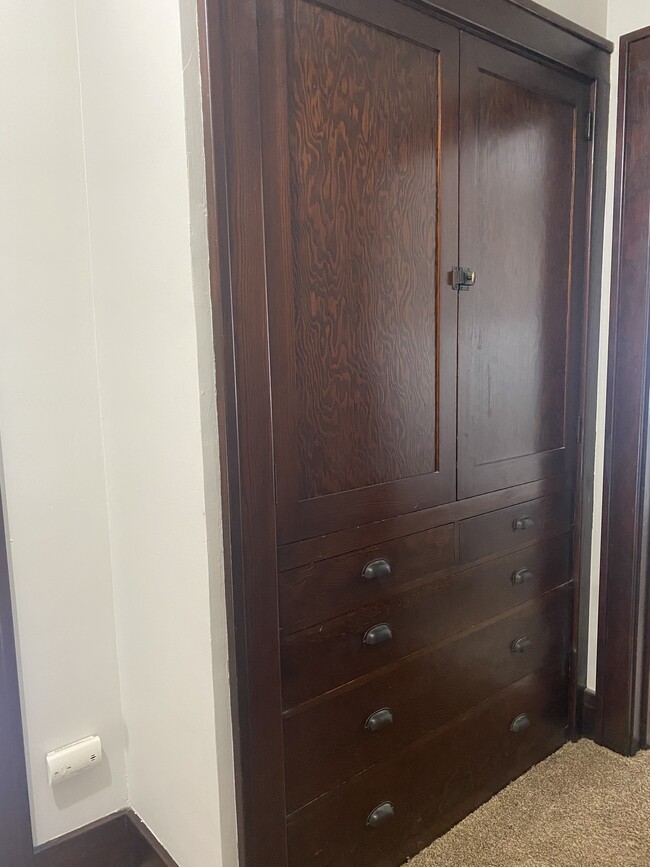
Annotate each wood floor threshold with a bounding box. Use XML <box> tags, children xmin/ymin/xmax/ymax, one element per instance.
<box><xmin>34</xmin><ymin>808</ymin><xmax>179</xmax><ymax>867</ymax></box>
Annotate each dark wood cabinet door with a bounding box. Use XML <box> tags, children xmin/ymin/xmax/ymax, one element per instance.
<box><xmin>259</xmin><ymin>0</ymin><xmax>459</xmax><ymax>543</ymax></box>
<box><xmin>457</xmin><ymin>35</ymin><xmax>591</xmax><ymax>499</ymax></box>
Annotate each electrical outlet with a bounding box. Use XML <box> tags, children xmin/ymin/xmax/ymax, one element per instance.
<box><xmin>46</xmin><ymin>736</ymin><xmax>103</xmax><ymax>787</ymax></box>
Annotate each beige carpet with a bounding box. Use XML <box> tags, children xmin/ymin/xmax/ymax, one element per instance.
<box><xmin>405</xmin><ymin>740</ymin><xmax>650</xmax><ymax>866</ymax></box>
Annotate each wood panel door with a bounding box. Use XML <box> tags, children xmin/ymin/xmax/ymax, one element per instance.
<box><xmin>457</xmin><ymin>35</ymin><xmax>591</xmax><ymax>499</ymax></box>
<box><xmin>259</xmin><ymin>0</ymin><xmax>459</xmax><ymax>543</ymax></box>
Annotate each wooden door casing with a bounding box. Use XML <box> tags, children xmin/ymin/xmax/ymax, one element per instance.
<box><xmin>598</xmin><ymin>27</ymin><xmax>650</xmax><ymax>756</ymax></box>
<box><xmin>261</xmin><ymin>0</ymin><xmax>459</xmax><ymax>543</ymax></box>
<box><xmin>457</xmin><ymin>35</ymin><xmax>591</xmax><ymax>499</ymax></box>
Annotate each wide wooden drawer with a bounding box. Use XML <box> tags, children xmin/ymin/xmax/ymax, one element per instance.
<box><xmin>459</xmin><ymin>492</ymin><xmax>572</xmax><ymax>565</ymax></box>
<box><xmin>281</xmin><ymin>535</ymin><xmax>572</xmax><ymax>708</ymax></box>
<box><xmin>287</xmin><ymin>665</ymin><xmax>568</xmax><ymax>867</ymax></box>
<box><xmin>278</xmin><ymin>524</ymin><xmax>455</xmax><ymax>634</ymax></box>
<box><xmin>284</xmin><ymin>584</ymin><xmax>571</xmax><ymax>811</ymax></box>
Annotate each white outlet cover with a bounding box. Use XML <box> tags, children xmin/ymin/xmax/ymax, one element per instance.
<box><xmin>46</xmin><ymin>735</ymin><xmax>103</xmax><ymax>787</ymax></box>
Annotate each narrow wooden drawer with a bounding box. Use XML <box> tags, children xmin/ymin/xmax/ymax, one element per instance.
<box><xmin>279</xmin><ymin>523</ymin><xmax>455</xmax><ymax>633</ymax></box>
<box><xmin>287</xmin><ymin>665</ymin><xmax>568</xmax><ymax>867</ymax></box>
<box><xmin>281</xmin><ymin>534</ymin><xmax>571</xmax><ymax>709</ymax></box>
<box><xmin>459</xmin><ymin>492</ymin><xmax>572</xmax><ymax>565</ymax></box>
<box><xmin>284</xmin><ymin>584</ymin><xmax>571</xmax><ymax>811</ymax></box>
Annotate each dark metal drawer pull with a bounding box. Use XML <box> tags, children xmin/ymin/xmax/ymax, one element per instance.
<box><xmin>363</xmin><ymin>623</ymin><xmax>393</xmax><ymax>647</ymax></box>
<box><xmin>362</xmin><ymin>558</ymin><xmax>392</xmax><ymax>582</ymax></box>
<box><xmin>510</xmin><ymin>713</ymin><xmax>531</xmax><ymax>733</ymax></box>
<box><xmin>511</xmin><ymin>636</ymin><xmax>533</xmax><ymax>654</ymax></box>
<box><xmin>367</xmin><ymin>802</ymin><xmax>395</xmax><ymax>828</ymax></box>
<box><xmin>365</xmin><ymin>708</ymin><xmax>394</xmax><ymax>733</ymax></box>
<box><xmin>512</xmin><ymin>567</ymin><xmax>534</xmax><ymax>585</ymax></box>
<box><xmin>513</xmin><ymin>516</ymin><xmax>535</xmax><ymax>532</ymax></box>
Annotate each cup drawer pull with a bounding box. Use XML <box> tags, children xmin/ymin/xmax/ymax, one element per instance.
<box><xmin>511</xmin><ymin>636</ymin><xmax>533</xmax><ymax>654</ymax></box>
<box><xmin>367</xmin><ymin>802</ymin><xmax>395</xmax><ymax>828</ymax></box>
<box><xmin>365</xmin><ymin>708</ymin><xmax>394</xmax><ymax>733</ymax></box>
<box><xmin>513</xmin><ymin>516</ymin><xmax>535</xmax><ymax>532</ymax></box>
<box><xmin>510</xmin><ymin>713</ymin><xmax>531</xmax><ymax>733</ymax></box>
<box><xmin>362</xmin><ymin>558</ymin><xmax>392</xmax><ymax>582</ymax></box>
<box><xmin>363</xmin><ymin>623</ymin><xmax>393</xmax><ymax>647</ymax></box>
<box><xmin>512</xmin><ymin>567</ymin><xmax>533</xmax><ymax>585</ymax></box>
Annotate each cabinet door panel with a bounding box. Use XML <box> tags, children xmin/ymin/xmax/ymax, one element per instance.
<box><xmin>260</xmin><ymin>0</ymin><xmax>459</xmax><ymax>542</ymax></box>
<box><xmin>457</xmin><ymin>35</ymin><xmax>590</xmax><ymax>498</ymax></box>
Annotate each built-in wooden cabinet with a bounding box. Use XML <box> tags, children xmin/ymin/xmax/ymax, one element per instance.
<box><xmin>201</xmin><ymin>0</ymin><xmax>611</xmax><ymax>863</ymax></box>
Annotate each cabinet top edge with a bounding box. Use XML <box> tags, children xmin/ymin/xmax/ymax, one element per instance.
<box><xmin>506</xmin><ymin>0</ymin><xmax>613</xmax><ymax>53</ymax></box>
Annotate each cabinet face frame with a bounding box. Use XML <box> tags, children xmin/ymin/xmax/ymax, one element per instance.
<box><xmin>197</xmin><ymin>0</ymin><xmax>611</xmax><ymax>864</ymax></box>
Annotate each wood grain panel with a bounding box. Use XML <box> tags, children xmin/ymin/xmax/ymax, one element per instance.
<box><xmin>457</xmin><ymin>35</ymin><xmax>591</xmax><ymax>498</ymax></box>
<box><xmin>267</xmin><ymin>0</ymin><xmax>459</xmax><ymax>542</ymax></box>
<box><xmin>459</xmin><ymin>492</ymin><xmax>573</xmax><ymax>565</ymax></box>
<box><xmin>287</xmin><ymin>666</ymin><xmax>568</xmax><ymax>867</ymax></box>
<box><xmin>291</xmin><ymin>0</ymin><xmax>442</xmax><ymax>499</ymax></box>
<box><xmin>281</xmin><ymin>534</ymin><xmax>572</xmax><ymax>708</ymax></box>
<box><xmin>279</xmin><ymin>523</ymin><xmax>454</xmax><ymax>633</ymax></box>
<box><xmin>284</xmin><ymin>584</ymin><xmax>571</xmax><ymax>810</ymax></box>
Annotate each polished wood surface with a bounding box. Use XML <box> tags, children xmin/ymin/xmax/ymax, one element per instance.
<box><xmin>285</xmin><ymin>586</ymin><xmax>571</xmax><ymax>810</ymax></box>
<box><xmin>598</xmin><ymin>28</ymin><xmax>650</xmax><ymax>756</ymax></box>
<box><xmin>200</xmin><ymin>0</ymin><xmax>289</xmax><ymax>862</ymax></box>
<box><xmin>459</xmin><ymin>492</ymin><xmax>572</xmax><ymax>565</ymax></box>
<box><xmin>457</xmin><ymin>35</ymin><xmax>590</xmax><ymax>499</ymax></box>
<box><xmin>278</xmin><ymin>475</ymin><xmax>568</xmax><ymax>570</ymax></box>
<box><xmin>199</xmin><ymin>0</ymin><xmax>610</xmax><ymax>860</ymax></box>
<box><xmin>266</xmin><ymin>0</ymin><xmax>459</xmax><ymax>543</ymax></box>
<box><xmin>287</xmin><ymin>667</ymin><xmax>568</xmax><ymax>867</ymax></box>
<box><xmin>279</xmin><ymin>524</ymin><xmax>454</xmax><ymax>633</ymax></box>
<box><xmin>291</xmin><ymin>0</ymin><xmax>441</xmax><ymax>500</ymax></box>
<box><xmin>282</xmin><ymin>536</ymin><xmax>572</xmax><ymax>708</ymax></box>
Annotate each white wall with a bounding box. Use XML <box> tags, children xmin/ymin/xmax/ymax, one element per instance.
<box><xmin>542</xmin><ymin>0</ymin><xmax>608</xmax><ymax>35</ymax></box>
<box><xmin>0</xmin><ymin>1</ymin><xmax>235</xmax><ymax>862</ymax></box>
<box><xmin>0</xmin><ymin>0</ymin><xmax>127</xmax><ymax>844</ymax></box>
<box><xmin>73</xmin><ymin>1</ymin><xmax>236</xmax><ymax>865</ymax></box>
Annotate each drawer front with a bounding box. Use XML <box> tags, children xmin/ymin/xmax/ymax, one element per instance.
<box><xmin>282</xmin><ymin>535</ymin><xmax>572</xmax><ymax>709</ymax></box>
<box><xmin>279</xmin><ymin>524</ymin><xmax>455</xmax><ymax>633</ymax></box>
<box><xmin>459</xmin><ymin>492</ymin><xmax>572</xmax><ymax>565</ymax></box>
<box><xmin>284</xmin><ymin>584</ymin><xmax>571</xmax><ymax>811</ymax></box>
<box><xmin>287</xmin><ymin>665</ymin><xmax>568</xmax><ymax>867</ymax></box>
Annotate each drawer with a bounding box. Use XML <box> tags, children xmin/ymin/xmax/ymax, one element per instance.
<box><xmin>279</xmin><ymin>523</ymin><xmax>455</xmax><ymax>633</ymax></box>
<box><xmin>287</xmin><ymin>665</ymin><xmax>568</xmax><ymax>867</ymax></box>
<box><xmin>459</xmin><ymin>492</ymin><xmax>572</xmax><ymax>565</ymax></box>
<box><xmin>284</xmin><ymin>584</ymin><xmax>571</xmax><ymax>811</ymax></box>
<box><xmin>281</xmin><ymin>534</ymin><xmax>572</xmax><ymax>708</ymax></box>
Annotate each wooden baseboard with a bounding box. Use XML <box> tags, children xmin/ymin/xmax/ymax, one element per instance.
<box><xmin>577</xmin><ymin>686</ymin><xmax>597</xmax><ymax>740</ymax></box>
<box><xmin>34</xmin><ymin>809</ymin><xmax>179</xmax><ymax>867</ymax></box>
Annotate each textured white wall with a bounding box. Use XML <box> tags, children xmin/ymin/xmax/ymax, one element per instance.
<box><xmin>0</xmin><ymin>0</ymin><xmax>127</xmax><ymax>844</ymax></box>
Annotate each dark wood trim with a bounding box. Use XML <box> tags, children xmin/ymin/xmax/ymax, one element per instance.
<box><xmin>576</xmin><ymin>686</ymin><xmax>597</xmax><ymax>739</ymax></box>
<box><xmin>597</xmin><ymin>27</ymin><xmax>650</xmax><ymax>757</ymax></box>
<box><xmin>198</xmin><ymin>0</ymin><xmax>288</xmax><ymax>864</ymax></box>
<box><xmin>0</xmin><ymin>488</ymin><xmax>34</xmax><ymax>864</ymax></box>
<box><xmin>197</xmin><ymin>0</ymin><xmax>612</xmax><ymax>864</ymax></box>
<box><xmin>33</xmin><ymin>810</ymin><xmax>178</xmax><ymax>867</ymax></box>
<box><xmin>127</xmin><ymin>814</ymin><xmax>179</xmax><ymax>867</ymax></box>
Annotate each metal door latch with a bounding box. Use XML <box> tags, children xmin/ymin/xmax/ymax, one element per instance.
<box><xmin>452</xmin><ymin>266</ymin><xmax>477</xmax><ymax>291</ymax></box>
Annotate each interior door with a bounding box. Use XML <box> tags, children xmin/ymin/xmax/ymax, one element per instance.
<box><xmin>260</xmin><ymin>0</ymin><xmax>460</xmax><ymax>543</ymax></box>
<box><xmin>457</xmin><ymin>34</ymin><xmax>591</xmax><ymax>499</ymax></box>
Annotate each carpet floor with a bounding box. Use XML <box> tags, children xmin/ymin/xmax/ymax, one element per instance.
<box><xmin>405</xmin><ymin>739</ymin><xmax>650</xmax><ymax>866</ymax></box>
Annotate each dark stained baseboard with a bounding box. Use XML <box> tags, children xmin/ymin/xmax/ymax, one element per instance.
<box><xmin>34</xmin><ymin>809</ymin><xmax>179</xmax><ymax>867</ymax></box>
<box><xmin>577</xmin><ymin>686</ymin><xmax>597</xmax><ymax>740</ymax></box>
